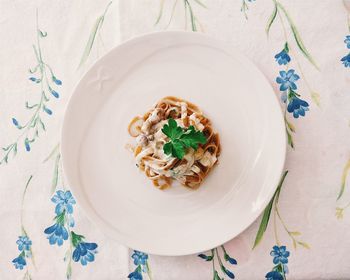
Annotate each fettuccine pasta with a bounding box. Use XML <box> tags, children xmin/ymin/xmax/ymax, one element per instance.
<box><xmin>127</xmin><ymin>96</ymin><xmax>220</xmax><ymax>189</ymax></box>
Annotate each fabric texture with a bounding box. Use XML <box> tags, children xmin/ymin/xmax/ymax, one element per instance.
<box><xmin>1</xmin><ymin>0</ymin><xmax>349</xmax><ymax>279</ymax></box>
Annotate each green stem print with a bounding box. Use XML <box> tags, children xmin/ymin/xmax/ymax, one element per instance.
<box><xmin>241</xmin><ymin>0</ymin><xmax>320</xmax><ymax>147</ymax></box>
<box><xmin>262</xmin><ymin>0</ymin><xmax>319</xmax><ymax>148</ymax></box>
<box><xmin>43</xmin><ymin>144</ymin><xmax>99</xmax><ymax>279</ymax></box>
<box><xmin>241</xmin><ymin>0</ymin><xmax>255</xmax><ymax>19</ymax></box>
<box><xmin>156</xmin><ymin>0</ymin><xmax>206</xmax><ymax>32</ymax></box>
<box><xmin>12</xmin><ymin>175</ymin><xmax>35</xmax><ymax>278</ymax></box>
<box><xmin>253</xmin><ymin>171</ymin><xmax>310</xmax><ymax>249</ymax></box>
<box><xmin>268</xmin><ymin>0</ymin><xmax>318</xmax><ymax>69</ymax></box>
<box><xmin>336</xmin><ymin>158</ymin><xmax>350</xmax><ymax>219</ymax></box>
<box><xmin>270</xmin><ymin>1</ymin><xmax>320</xmax><ymax>105</ymax></box>
<box><xmin>0</xmin><ymin>10</ymin><xmax>62</xmax><ymax>165</ymax></box>
<box><xmin>198</xmin><ymin>246</ymin><xmax>237</xmax><ymax>279</ymax></box>
<box><xmin>254</xmin><ymin>171</ymin><xmax>309</xmax><ymax>279</ymax></box>
<box><xmin>78</xmin><ymin>1</ymin><xmax>113</xmax><ymax>68</ymax></box>
<box><xmin>284</xmin><ymin>111</ymin><xmax>295</xmax><ymax>149</ymax></box>
<box><xmin>43</xmin><ymin>143</ymin><xmax>60</xmax><ymax>194</ymax></box>
<box><xmin>44</xmin><ymin>145</ymin><xmax>73</xmax><ymax>278</ymax></box>
<box><xmin>345</xmin><ymin>0</ymin><xmax>350</xmax><ymax>32</ymax></box>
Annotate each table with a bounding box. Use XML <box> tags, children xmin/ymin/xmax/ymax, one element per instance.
<box><xmin>1</xmin><ymin>0</ymin><xmax>349</xmax><ymax>279</ymax></box>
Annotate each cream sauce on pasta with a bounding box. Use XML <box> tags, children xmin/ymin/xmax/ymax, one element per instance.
<box><xmin>127</xmin><ymin>96</ymin><xmax>220</xmax><ymax>189</ymax></box>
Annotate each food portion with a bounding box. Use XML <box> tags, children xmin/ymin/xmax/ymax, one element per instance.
<box><xmin>127</xmin><ymin>96</ymin><xmax>220</xmax><ymax>189</ymax></box>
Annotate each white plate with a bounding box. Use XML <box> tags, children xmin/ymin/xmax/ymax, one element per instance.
<box><xmin>61</xmin><ymin>31</ymin><xmax>286</xmax><ymax>256</ymax></box>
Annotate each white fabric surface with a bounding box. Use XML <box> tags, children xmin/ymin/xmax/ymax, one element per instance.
<box><xmin>1</xmin><ymin>0</ymin><xmax>349</xmax><ymax>279</ymax></box>
<box><xmin>1</xmin><ymin>1</ymin><xmax>128</xmax><ymax>279</ymax></box>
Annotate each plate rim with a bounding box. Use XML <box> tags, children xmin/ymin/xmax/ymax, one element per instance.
<box><xmin>61</xmin><ymin>30</ymin><xmax>286</xmax><ymax>256</ymax></box>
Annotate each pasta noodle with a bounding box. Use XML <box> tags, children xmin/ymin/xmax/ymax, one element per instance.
<box><xmin>127</xmin><ymin>96</ymin><xmax>220</xmax><ymax>189</ymax></box>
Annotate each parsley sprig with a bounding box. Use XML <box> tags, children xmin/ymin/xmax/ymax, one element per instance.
<box><xmin>162</xmin><ymin>118</ymin><xmax>207</xmax><ymax>159</ymax></box>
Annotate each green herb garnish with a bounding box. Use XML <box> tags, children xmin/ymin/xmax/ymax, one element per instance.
<box><xmin>162</xmin><ymin>118</ymin><xmax>207</xmax><ymax>159</ymax></box>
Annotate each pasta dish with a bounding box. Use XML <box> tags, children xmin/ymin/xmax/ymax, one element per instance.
<box><xmin>127</xmin><ymin>96</ymin><xmax>220</xmax><ymax>189</ymax></box>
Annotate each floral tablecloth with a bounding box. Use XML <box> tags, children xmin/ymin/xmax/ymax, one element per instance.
<box><xmin>1</xmin><ymin>0</ymin><xmax>350</xmax><ymax>279</ymax></box>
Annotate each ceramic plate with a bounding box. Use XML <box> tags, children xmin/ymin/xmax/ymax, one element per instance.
<box><xmin>61</xmin><ymin>31</ymin><xmax>286</xmax><ymax>256</ymax></box>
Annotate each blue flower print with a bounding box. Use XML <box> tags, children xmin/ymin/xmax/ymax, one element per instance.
<box><xmin>128</xmin><ymin>250</ymin><xmax>150</xmax><ymax>280</ymax></box>
<box><xmin>224</xmin><ymin>254</ymin><xmax>237</xmax><ymax>265</ymax></box>
<box><xmin>12</xmin><ymin>255</ymin><xmax>26</xmax><ymax>270</ymax></box>
<box><xmin>341</xmin><ymin>53</ymin><xmax>350</xmax><ymax>67</ymax></box>
<box><xmin>270</xmin><ymin>245</ymin><xmax>290</xmax><ymax>265</ymax></box>
<box><xmin>198</xmin><ymin>247</ymin><xmax>237</xmax><ymax>280</ymax></box>
<box><xmin>29</xmin><ymin>77</ymin><xmax>40</xmax><ymax>83</ymax></box>
<box><xmin>24</xmin><ymin>139</ymin><xmax>31</xmax><ymax>152</ymax></box>
<box><xmin>344</xmin><ymin>35</ymin><xmax>350</xmax><ymax>49</ymax></box>
<box><xmin>16</xmin><ymin>236</ymin><xmax>32</xmax><ymax>252</ymax></box>
<box><xmin>72</xmin><ymin>242</ymin><xmax>98</xmax><ymax>266</ymax></box>
<box><xmin>44</xmin><ymin>223</ymin><xmax>69</xmax><ymax>246</ymax></box>
<box><xmin>264</xmin><ymin>245</ymin><xmax>289</xmax><ymax>280</ymax></box>
<box><xmin>12</xmin><ymin>235</ymin><xmax>32</xmax><ymax>270</ymax></box>
<box><xmin>132</xmin><ymin>251</ymin><xmax>148</xmax><ymax>266</ymax></box>
<box><xmin>45</xmin><ymin>189</ymin><xmax>99</xmax><ymax>272</ymax></box>
<box><xmin>70</xmin><ymin>231</ymin><xmax>98</xmax><ymax>266</ymax></box>
<box><xmin>50</xmin><ymin>88</ymin><xmax>59</xmax><ymax>98</ymax></box>
<box><xmin>287</xmin><ymin>96</ymin><xmax>309</xmax><ymax>118</ymax></box>
<box><xmin>12</xmin><ymin>118</ymin><xmax>19</xmax><ymax>127</ymax></box>
<box><xmin>276</xmin><ymin>70</ymin><xmax>300</xmax><ymax>91</ymax></box>
<box><xmin>51</xmin><ymin>190</ymin><xmax>76</xmax><ymax>215</ymax></box>
<box><xmin>128</xmin><ymin>270</ymin><xmax>143</xmax><ymax>280</ymax></box>
<box><xmin>275</xmin><ymin>50</ymin><xmax>291</xmax><ymax>65</ymax></box>
<box><xmin>0</xmin><ymin>20</ymin><xmax>63</xmax><ymax>165</ymax></box>
<box><xmin>52</xmin><ymin>76</ymin><xmax>62</xmax><ymax>85</ymax></box>
<box><xmin>265</xmin><ymin>271</ymin><xmax>283</xmax><ymax>280</ymax></box>
<box><xmin>43</xmin><ymin>106</ymin><xmax>53</xmax><ymax>115</ymax></box>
